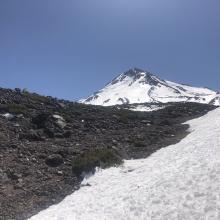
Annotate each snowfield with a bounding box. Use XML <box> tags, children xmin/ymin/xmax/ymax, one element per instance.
<box><xmin>115</xmin><ymin>103</ymin><xmax>167</xmax><ymax>112</ymax></box>
<box><xmin>125</xmin><ymin>104</ymin><xmax>165</xmax><ymax>112</ymax></box>
<box><xmin>29</xmin><ymin>108</ymin><xmax>220</xmax><ymax>220</ymax></box>
<box><xmin>81</xmin><ymin>69</ymin><xmax>220</xmax><ymax>106</ymax></box>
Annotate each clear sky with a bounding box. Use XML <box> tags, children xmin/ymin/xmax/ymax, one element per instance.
<box><xmin>0</xmin><ymin>0</ymin><xmax>219</xmax><ymax>100</ymax></box>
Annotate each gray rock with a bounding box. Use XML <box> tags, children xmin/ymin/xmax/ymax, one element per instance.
<box><xmin>45</xmin><ymin>154</ymin><xmax>64</xmax><ymax>167</ymax></box>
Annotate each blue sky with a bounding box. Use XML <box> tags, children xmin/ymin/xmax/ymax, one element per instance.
<box><xmin>0</xmin><ymin>0</ymin><xmax>219</xmax><ymax>100</ymax></box>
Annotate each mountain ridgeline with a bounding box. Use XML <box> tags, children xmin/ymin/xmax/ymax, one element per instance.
<box><xmin>81</xmin><ymin>68</ymin><xmax>220</xmax><ymax>106</ymax></box>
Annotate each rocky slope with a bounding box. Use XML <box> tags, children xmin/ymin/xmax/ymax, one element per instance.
<box><xmin>29</xmin><ymin>108</ymin><xmax>220</xmax><ymax>220</ymax></box>
<box><xmin>0</xmin><ymin>87</ymin><xmax>217</xmax><ymax>220</ymax></box>
<box><xmin>81</xmin><ymin>68</ymin><xmax>220</xmax><ymax>106</ymax></box>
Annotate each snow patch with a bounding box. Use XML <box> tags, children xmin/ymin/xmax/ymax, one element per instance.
<box><xmin>1</xmin><ymin>113</ymin><xmax>14</xmax><ymax>119</ymax></box>
<box><xmin>127</xmin><ymin>104</ymin><xmax>165</xmax><ymax>112</ymax></box>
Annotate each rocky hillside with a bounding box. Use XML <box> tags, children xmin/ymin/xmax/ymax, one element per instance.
<box><xmin>0</xmin><ymin>87</ymin><xmax>217</xmax><ymax>220</ymax></box>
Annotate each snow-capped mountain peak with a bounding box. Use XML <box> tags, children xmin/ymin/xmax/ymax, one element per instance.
<box><xmin>109</xmin><ymin>68</ymin><xmax>162</xmax><ymax>87</ymax></box>
<box><xmin>81</xmin><ymin>68</ymin><xmax>220</xmax><ymax>106</ymax></box>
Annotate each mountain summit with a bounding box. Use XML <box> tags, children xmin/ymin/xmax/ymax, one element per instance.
<box><xmin>81</xmin><ymin>68</ymin><xmax>220</xmax><ymax>106</ymax></box>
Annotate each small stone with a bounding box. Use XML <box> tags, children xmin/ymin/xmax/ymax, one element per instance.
<box><xmin>57</xmin><ymin>171</ymin><xmax>63</xmax><ymax>176</ymax></box>
<box><xmin>45</xmin><ymin>154</ymin><xmax>64</xmax><ymax>167</ymax></box>
<box><xmin>63</xmin><ymin>131</ymin><xmax>72</xmax><ymax>138</ymax></box>
<box><xmin>18</xmin><ymin>178</ymin><xmax>23</xmax><ymax>184</ymax></box>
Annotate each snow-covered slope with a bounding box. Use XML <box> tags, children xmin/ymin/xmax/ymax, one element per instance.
<box><xmin>81</xmin><ymin>68</ymin><xmax>220</xmax><ymax>106</ymax></box>
<box><xmin>117</xmin><ymin>103</ymin><xmax>167</xmax><ymax>112</ymax></box>
<box><xmin>30</xmin><ymin>107</ymin><xmax>220</xmax><ymax>220</ymax></box>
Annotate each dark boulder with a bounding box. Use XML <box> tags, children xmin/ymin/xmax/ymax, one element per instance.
<box><xmin>45</xmin><ymin>154</ymin><xmax>64</xmax><ymax>167</ymax></box>
<box><xmin>19</xmin><ymin>129</ymin><xmax>44</xmax><ymax>141</ymax></box>
<box><xmin>32</xmin><ymin>113</ymin><xmax>51</xmax><ymax>129</ymax></box>
<box><xmin>32</xmin><ymin>113</ymin><xmax>66</xmax><ymax>138</ymax></box>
